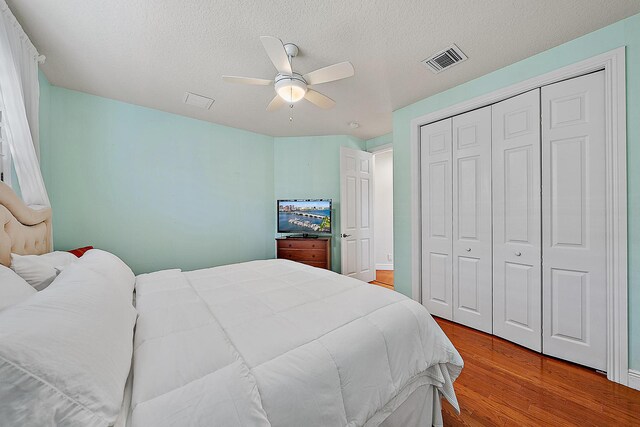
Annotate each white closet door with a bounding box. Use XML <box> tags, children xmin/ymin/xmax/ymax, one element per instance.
<box><xmin>420</xmin><ymin>118</ymin><xmax>453</xmax><ymax>320</ymax></box>
<box><xmin>452</xmin><ymin>106</ymin><xmax>492</xmax><ymax>333</ymax></box>
<box><xmin>542</xmin><ymin>71</ymin><xmax>607</xmax><ymax>370</ymax></box>
<box><xmin>492</xmin><ymin>89</ymin><xmax>542</xmax><ymax>351</ymax></box>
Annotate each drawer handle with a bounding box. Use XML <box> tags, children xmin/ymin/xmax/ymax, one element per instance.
<box><xmin>515</xmin><ymin>251</ymin><xmax>522</xmax><ymax>257</ymax></box>
<box><xmin>466</xmin><ymin>248</ymin><xmax>471</xmax><ymax>252</ymax></box>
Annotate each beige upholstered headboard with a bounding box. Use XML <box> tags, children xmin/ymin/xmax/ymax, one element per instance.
<box><xmin>0</xmin><ymin>181</ymin><xmax>52</xmax><ymax>267</ymax></box>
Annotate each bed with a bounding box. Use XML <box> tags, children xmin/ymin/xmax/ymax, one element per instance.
<box><xmin>0</xmin><ymin>182</ymin><xmax>463</xmax><ymax>426</ymax></box>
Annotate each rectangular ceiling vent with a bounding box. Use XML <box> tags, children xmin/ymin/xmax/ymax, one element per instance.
<box><xmin>184</xmin><ymin>92</ymin><xmax>214</xmax><ymax>109</ymax></box>
<box><xmin>422</xmin><ymin>44</ymin><xmax>468</xmax><ymax>74</ymax></box>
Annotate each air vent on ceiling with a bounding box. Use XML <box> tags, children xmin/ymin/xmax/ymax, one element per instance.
<box><xmin>421</xmin><ymin>44</ymin><xmax>467</xmax><ymax>74</ymax></box>
<box><xmin>184</xmin><ymin>92</ymin><xmax>215</xmax><ymax>109</ymax></box>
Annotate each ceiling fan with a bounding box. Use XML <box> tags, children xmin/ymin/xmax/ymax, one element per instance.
<box><xmin>223</xmin><ymin>36</ymin><xmax>354</xmax><ymax>111</ymax></box>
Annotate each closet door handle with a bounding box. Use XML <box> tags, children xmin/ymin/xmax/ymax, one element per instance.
<box><xmin>515</xmin><ymin>251</ymin><xmax>522</xmax><ymax>257</ymax></box>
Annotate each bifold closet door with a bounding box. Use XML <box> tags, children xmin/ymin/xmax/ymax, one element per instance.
<box><xmin>541</xmin><ymin>71</ymin><xmax>607</xmax><ymax>371</ymax></box>
<box><xmin>452</xmin><ymin>106</ymin><xmax>492</xmax><ymax>333</ymax></box>
<box><xmin>492</xmin><ymin>89</ymin><xmax>542</xmax><ymax>351</ymax></box>
<box><xmin>420</xmin><ymin>118</ymin><xmax>453</xmax><ymax>320</ymax></box>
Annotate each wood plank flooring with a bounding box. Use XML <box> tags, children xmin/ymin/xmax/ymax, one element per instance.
<box><xmin>435</xmin><ymin>317</ymin><xmax>640</xmax><ymax>426</ymax></box>
<box><xmin>370</xmin><ymin>270</ymin><xmax>394</xmax><ymax>290</ymax></box>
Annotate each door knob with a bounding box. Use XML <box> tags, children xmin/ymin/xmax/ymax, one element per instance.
<box><xmin>341</xmin><ymin>233</ymin><xmax>352</xmax><ymax>238</ymax></box>
<box><xmin>515</xmin><ymin>251</ymin><xmax>522</xmax><ymax>256</ymax></box>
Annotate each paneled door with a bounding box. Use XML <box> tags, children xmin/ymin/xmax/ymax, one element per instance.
<box><xmin>542</xmin><ymin>71</ymin><xmax>607</xmax><ymax>370</ymax></box>
<box><xmin>420</xmin><ymin>118</ymin><xmax>453</xmax><ymax>320</ymax></box>
<box><xmin>452</xmin><ymin>106</ymin><xmax>493</xmax><ymax>333</ymax></box>
<box><xmin>492</xmin><ymin>89</ymin><xmax>542</xmax><ymax>351</ymax></box>
<box><xmin>340</xmin><ymin>147</ymin><xmax>375</xmax><ymax>282</ymax></box>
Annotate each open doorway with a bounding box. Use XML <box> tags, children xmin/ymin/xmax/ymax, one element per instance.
<box><xmin>371</xmin><ymin>147</ymin><xmax>393</xmax><ymax>290</ymax></box>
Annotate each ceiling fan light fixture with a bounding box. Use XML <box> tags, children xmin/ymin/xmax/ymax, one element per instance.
<box><xmin>275</xmin><ymin>75</ymin><xmax>307</xmax><ymax>103</ymax></box>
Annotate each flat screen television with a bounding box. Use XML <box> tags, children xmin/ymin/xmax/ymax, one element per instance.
<box><xmin>277</xmin><ymin>199</ymin><xmax>332</xmax><ymax>235</ymax></box>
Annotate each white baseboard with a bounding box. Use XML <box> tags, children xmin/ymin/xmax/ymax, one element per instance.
<box><xmin>375</xmin><ymin>263</ymin><xmax>394</xmax><ymax>271</ymax></box>
<box><xmin>629</xmin><ymin>370</ymin><xmax>640</xmax><ymax>391</ymax></box>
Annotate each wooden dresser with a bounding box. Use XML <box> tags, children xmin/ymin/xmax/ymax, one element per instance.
<box><xmin>276</xmin><ymin>237</ymin><xmax>331</xmax><ymax>270</ymax></box>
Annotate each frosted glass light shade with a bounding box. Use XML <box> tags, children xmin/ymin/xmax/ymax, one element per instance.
<box><xmin>275</xmin><ymin>78</ymin><xmax>307</xmax><ymax>103</ymax></box>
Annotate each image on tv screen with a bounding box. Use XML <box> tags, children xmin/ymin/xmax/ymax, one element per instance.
<box><xmin>278</xmin><ymin>200</ymin><xmax>331</xmax><ymax>233</ymax></box>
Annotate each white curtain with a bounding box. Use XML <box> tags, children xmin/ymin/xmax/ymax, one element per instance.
<box><xmin>0</xmin><ymin>0</ymin><xmax>49</xmax><ymax>207</ymax></box>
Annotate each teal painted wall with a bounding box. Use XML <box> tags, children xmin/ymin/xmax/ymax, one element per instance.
<box><xmin>274</xmin><ymin>135</ymin><xmax>365</xmax><ymax>273</ymax></box>
<box><xmin>392</xmin><ymin>13</ymin><xmax>640</xmax><ymax>369</ymax></box>
<box><xmin>40</xmin><ymin>85</ymin><xmax>275</xmax><ymax>274</ymax></box>
<box><xmin>365</xmin><ymin>133</ymin><xmax>393</xmax><ymax>152</ymax></box>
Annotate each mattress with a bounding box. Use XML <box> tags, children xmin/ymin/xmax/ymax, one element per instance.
<box><xmin>130</xmin><ymin>259</ymin><xmax>463</xmax><ymax>426</ymax></box>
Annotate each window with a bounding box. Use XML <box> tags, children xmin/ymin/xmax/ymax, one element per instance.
<box><xmin>0</xmin><ymin>110</ymin><xmax>12</xmax><ymax>187</ymax></box>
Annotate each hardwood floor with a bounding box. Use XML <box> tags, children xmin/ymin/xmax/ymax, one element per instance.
<box><xmin>435</xmin><ymin>318</ymin><xmax>640</xmax><ymax>426</ymax></box>
<box><xmin>370</xmin><ymin>270</ymin><xmax>394</xmax><ymax>290</ymax></box>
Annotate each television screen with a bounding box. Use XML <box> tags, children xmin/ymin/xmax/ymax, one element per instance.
<box><xmin>278</xmin><ymin>199</ymin><xmax>332</xmax><ymax>234</ymax></box>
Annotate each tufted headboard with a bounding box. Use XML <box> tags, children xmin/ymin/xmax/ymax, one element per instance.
<box><xmin>0</xmin><ymin>181</ymin><xmax>52</xmax><ymax>267</ymax></box>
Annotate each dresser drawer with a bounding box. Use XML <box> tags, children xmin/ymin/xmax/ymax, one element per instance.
<box><xmin>300</xmin><ymin>261</ymin><xmax>329</xmax><ymax>269</ymax></box>
<box><xmin>277</xmin><ymin>239</ymin><xmax>326</xmax><ymax>250</ymax></box>
<box><xmin>278</xmin><ymin>248</ymin><xmax>327</xmax><ymax>262</ymax></box>
<box><xmin>275</xmin><ymin>237</ymin><xmax>331</xmax><ymax>270</ymax></box>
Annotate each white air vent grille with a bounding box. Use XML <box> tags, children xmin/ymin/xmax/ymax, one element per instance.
<box><xmin>184</xmin><ymin>92</ymin><xmax>215</xmax><ymax>109</ymax></box>
<box><xmin>422</xmin><ymin>44</ymin><xmax>468</xmax><ymax>74</ymax></box>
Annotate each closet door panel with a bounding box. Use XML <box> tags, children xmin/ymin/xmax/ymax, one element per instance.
<box><xmin>542</xmin><ymin>71</ymin><xmax>606</xmax><ymax>370</ymax></box>
<box><xmin>452</xmin><ymin>106</ymin><xmax>492</xmax><ymax>333</ymax></box>
<box><xmin>492</xmin><ymin>89</ymin><xmax>542</xmax><ymax>351</ymax></box>
<box><xmin>420</xmin><ymin>119</ymin><xmax>453</xmax><ymax>319</ymax></box>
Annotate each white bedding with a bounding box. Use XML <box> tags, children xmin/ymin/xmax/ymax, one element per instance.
<box><xmin>131</xmin><ymin>259</ymin><xmax>463</xmax><ymax>426</ymax></box>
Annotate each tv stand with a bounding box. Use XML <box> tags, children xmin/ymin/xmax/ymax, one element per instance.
<box><xmin>276</xmin><ymin>237</ymin><xmax>331</xmax><ymax>270</ymax></box>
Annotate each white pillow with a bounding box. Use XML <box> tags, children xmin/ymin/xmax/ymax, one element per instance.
<box><xmin>10</xmin><ymin>251</ymin><xmax>78</xmax><ymax>291</ymax></box>
<box><xmin>0</xmin><ymin>250</ymin><xmax>137</xmax><ymax>426</ymax></box>
<box><xmin>76</xmin><ymin>249</ymin><xmax>136</xmax><ymax>297</ymax></box>
<box><xmin>0</xmin><ymin>265</ymin><xmax>36</xmax><ymax>311</ymax></box>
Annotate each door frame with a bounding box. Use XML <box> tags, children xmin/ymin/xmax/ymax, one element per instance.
<box><xmin>370</xmin><ymin>145</ymin><xmax>394</xmax><ymax>272</ymax></box>
<box><xmin>409</xmin><ymin>47</ymin><xmax>628</xmax><ymax>386</ymax></box>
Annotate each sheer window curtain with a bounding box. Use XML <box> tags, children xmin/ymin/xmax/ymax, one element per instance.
<box><xmin>0</xmin><ymin>0</ymin><xmax>49</xmax><ymax>208</ymax></box>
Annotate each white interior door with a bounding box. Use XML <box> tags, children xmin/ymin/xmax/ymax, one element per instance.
<box><xmin>420</xmin><ymin>119</ymin><xmax>453</xmax><ymax>320</ymax></box>
<box><xmin>340</xmin><ymin>147</ymin><xmax>375</xmax><ymax>282</ymax></box>
<box><xmin>492</xmin><ymin>89</ymin><xmax>542</xmax><ymax>351</ymax></box>
<box><xmin>542</xmin><ymin>71</ymin><xmax>607</xmax><ymax>370</ymax></box>
<box><xmin>452</xmin><ymin>106</ymin><xmax>493</xmax><ymax>333</ymax></box>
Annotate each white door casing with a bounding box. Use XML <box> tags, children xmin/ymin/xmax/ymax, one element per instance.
<box><xmin>492</xmin><ymin>89</ymin><xmax>542</xmax><ymax>351</ymax></box>
<box><xmin>420</xmin><ymin>119</ymin><xmax>453</xmax><ymax>319</ymax></box>
<box><xmin>541</xmin><ymin>71</ymin><xmax>607</xmax><ymax>371</ymax></box>
<box><xmin>340</xmin><ymin>147</ymin><xmax>375</xmax><ymax>282</ymax></box>
<box><xmin>452</xmin><ymin>106</ymin><xmax>493</xmax><ymax>333</ymax></box>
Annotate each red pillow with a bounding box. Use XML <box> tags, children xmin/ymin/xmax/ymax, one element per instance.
<box><xmin>68</xmin><ymin>246</ymin><xmax>94</xmax><ymax>258</ymax></box>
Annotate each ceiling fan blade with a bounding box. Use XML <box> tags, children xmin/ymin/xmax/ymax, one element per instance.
<box><xmin>266</xmin><ymin>95</ymin><xmax>286</xmax><ymax>112</ymax></box>
<box><xmin>304</xmin><ymin>89</ymin><xmax>335</xmax><ymax>109</ymax></box>
<box><xmin>303</xmin><ymin>61</ymin><xmax>354</xmax><ymax>86</ymax></box>
<box><xmin>260</xmin><ymin>36</ymin><xmax>292</xmax><ymax>75</ymax></box>
<box><xmin>222</xmin><ymin>75</ymin><xmax>273</xmax><ymax>86</ymax></box>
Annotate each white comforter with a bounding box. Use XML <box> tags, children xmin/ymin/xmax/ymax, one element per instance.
<box><xmin>131</xmin><ymin>259</ymin><xmax>463</xmax><ymax>426</ymax></box>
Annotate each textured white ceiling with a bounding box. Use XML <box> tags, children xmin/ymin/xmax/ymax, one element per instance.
<box><xmin>8</xmin><ymin>0</ymin><xmax>640</xmax><ymax>139</ymax></box>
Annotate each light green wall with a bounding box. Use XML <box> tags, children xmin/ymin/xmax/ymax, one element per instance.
<box><xmin>274</xmin><ymin>135</ymin><xmax>365</xmax><ymax>273</ymax></box>
<box><xmin>392</xmin><ymin>13</ymin><xmax>640</xmax><ymax>369</ymax></box>
<box><xmin>38</xmin><ymin>78</ymin><xmax>363</xmax><ymax>277</ymax></box>
<box><xmin>366</xmin><ymin>133</ymin><xmax>393</xmax><ymax>152</ymax></box>
<box><xmin>40</xmin><ymin>84</ymin><xmax>275</xmax><ymax>274</ymax></box>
